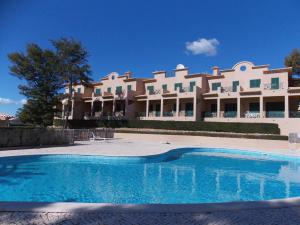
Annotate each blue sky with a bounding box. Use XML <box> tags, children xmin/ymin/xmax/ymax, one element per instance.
<box><xmin>0</xmin><ymin>0</ymin><xmax>300</xmax><ymax>115</ymax></box>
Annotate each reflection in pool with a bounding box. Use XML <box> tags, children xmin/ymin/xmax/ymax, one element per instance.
<box><xmin>0</xmin><ymin>149</ymin><xmax>300</xmax><ymax>203</ymax></box>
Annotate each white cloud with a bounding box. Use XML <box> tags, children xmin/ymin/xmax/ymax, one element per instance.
<box><xmin>0</xmin><ymin>97</ymin><xmax>27</xmax><ymax>105</ymax></box>
<box><xmin>186</xmin><ymin>38</ymin><xmax>220</xmax><ymax>56</ymax></box>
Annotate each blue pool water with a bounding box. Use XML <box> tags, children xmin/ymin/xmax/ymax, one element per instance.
<box><xmin>1</xmin><ymin>148</ymin><xmax>300</xmax><ymax>204</ymax></box>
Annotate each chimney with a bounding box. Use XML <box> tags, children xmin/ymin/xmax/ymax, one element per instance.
<box><xmin>124</xmin><ymin>71</ymin><xmax>132</xmax><ymax>78</ymax></box>
<box><xmin>212</xmin><ymin>66</ymin><xmax>220</xmax><ymax>76</ymax></box>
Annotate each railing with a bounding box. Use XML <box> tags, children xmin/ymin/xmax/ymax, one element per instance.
<box><xmin>185</xmin><ymin>110</ymin><xmax>193</xmax><ymax>117</ymax></box>
<box><xmin>163</xmin><ymin>112</ymin><xmax>174</xmax><ymax>117</ymax></box>
<box><xmin>149</xmin><ymin>111</ymin><xmax>161</xmax><ymax>117</ymax></box>
<box><xmin>148</xmin><ymin>89</ymin><xmax>161</xmax><ymax>95</ymax></box>
<box><xmin>266</xmin><ymin>111</ymin><xmax>284</xmax><ymax>118</ymax></box>
<box><xmin>289</xmin><ymin>111</ymin><xmax>300</xmax><ymax>118</ymax></box>
<box><xmin>177</xmin><ymin>87</ymin><xmax>194</xmax><ymax>93</ymax></box>
<box><xmin>136</xmin><ymin>112</ymin><xmax>146</xmax><ymax>117</ymax></box>
<box><xmin>204</xmin><ymin>112</ymin><xmax>217</xmax><ymax>118</ymax></box>
<box><xmin>243</xmin><ymin>111</ymin><xmax>260</xmax><ymax>118</ymax></box>
<box><xmin>223</xmin><ymin>111</ymin><xmax>237</xmax><ymax>118</ymax></box>
<box><xmin>94</xmin><ymin>92</ymin><xmax>102</xmax><ymax>97</ymax></box>
<box><xmin>222</xmin><ymin>86</ymin><xmax>233</xmax><ymax>93</ymax></box>
<box><xmin>263</xmin><ymin>82</ymin><xmax>283</xmax><ymax>90</ymax></box>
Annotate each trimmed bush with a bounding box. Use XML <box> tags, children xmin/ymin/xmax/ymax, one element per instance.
<box><xmin>54</xmin><ymin>119</ymin><xmax>280</xmax><ymax>134</ymax></box>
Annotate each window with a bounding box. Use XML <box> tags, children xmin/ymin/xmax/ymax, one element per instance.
<box><xmin>162</xmin><ymin>84</ymin><xmax>167</xmax><ymax>91</ymax></box>
<box><xmin>112</xmin><ymin>75</ymin><xmax>115</xmax><ymax>80</ymax></box>
<box><xmin>107</xmin><ymin>87</ymin><xmax>111</xmax><ymax>93</ymax></box>
<box><xmin>249</xmin><ymin>102</ymin><xmax>259</xmax><ymax>112</ymax></box>
<box><xmin>211</xmin><ymin>104</ymin><xmax>217</xmax><ymax>112</ymax></box>
<box><xmin>212</xmin><ymin>82</ymin><xmax>221</xmax><ymax>91</ymax></box>
<box><xmin>95</xmin><ymin>88</ymin><xmax>101</xmax><ymax>95</ymax></box>
<box><xmin>77</xmin><ymin>88</ymin><xmax>81</xmax><ymax>94</ymax></box>
<box><xmin>232</xmin><ymin>81</ymin><xmax>239</xmax><ymax>92</ymax></box>
<box><xmin>271</xmin><ymin>77</ymin><xmax>279</xmax><ymax>89</ymax></box>
<box><xmin>250</xmin><ymin>79</ymin><xmax>261</xmax><ymax>88</ymax></box>
<box><xmin>240</xmin><ymin>65</ymin><xmax>247</xmax><ymax>71</ymax></box>
<box><xmin>190</xmin><ymin>81</ymin><xmax>196</xmax><ymax>92</ymax></box>
<box><xmin>174</xmin><ymin>83</ymin><xmax>182</xmax><ymax>91</ymax></box>
<box><xmin>116</xmin><ymin>86</ymin><xmax>122</xmax><ymax>94</ymax></box>
<box><xmin>147</xmin><ymin>86</ymin><xmax>154</xmax><ymax>94</ymax></box>
<box><xmin>127</xmin><ymin>85</ymin><xmax>132</xmax><ymax>91</ymax></box>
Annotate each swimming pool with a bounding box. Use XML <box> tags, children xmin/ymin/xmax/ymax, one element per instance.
<box><xmin>1</xmin><ymin>148</ymin><xmax>300</xmax><ymax>204</ymax></box>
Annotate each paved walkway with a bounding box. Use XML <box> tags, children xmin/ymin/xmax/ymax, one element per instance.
<box><xmin>0</xmin><ymin>133</ymin><xmax>300</xmax><ymax>224</ymax></box>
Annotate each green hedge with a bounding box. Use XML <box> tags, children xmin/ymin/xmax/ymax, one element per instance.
<box><xmin>54</xmin><ymin>119</ymin><xmax>280</xmax><ymax>134</ymax></box>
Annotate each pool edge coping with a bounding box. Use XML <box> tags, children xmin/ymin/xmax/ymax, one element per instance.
<box><xmin>1</xmin><ymin>197</ymin><xmax>300</xmax><ymax>213</ymax></box>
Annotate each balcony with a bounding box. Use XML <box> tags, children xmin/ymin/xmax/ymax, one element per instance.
<box><xmin>163</xmin><ymin>111</ymin><xmax>175</xmax><ymax>117</ymax></box>
<box><xmin>204</xmin><ymin>112</ymin><xmax>217</xmax><ymax>118</ymax></box>
<box><xmin>263</xmin><ymin>82</ymin><xmax>283</xmax><ymax>90</ymax></box>
<box><xmin>266</xmin><ymin>111</ymin><xmax>284</xmax><ymax>118</ymax></box>
<box><xmin>290</xmin><ymin>111</ymin><xmax>300</xmax><ymax>118</ymax></box>
<box><xmin>243</xmin><ymin>111</ymin><xmax>260</xmax><ymax>118</ymax></box>
<box><xmin>185</xmin><ymin>110</ymin><xmax>193</xmax><ymax>117</ymax></box>
<box><xmin>223</xmin><ymin>111</ymin><xmax>237</xmax><ymax>118</ymax></box>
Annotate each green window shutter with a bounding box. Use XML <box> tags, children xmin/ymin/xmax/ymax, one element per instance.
<box><xmin>147</xmin><ymin>86</ymin><xmax>154</xmax><ymax>94</ymax></box>
<box><xmin>250</xmin><ymin>79</ymin><xmax>261</xmax><ymax>88</ymax></box>
<box><xmin>271</xmin><ymin>77</ymin><xmax>279</xmax><ymax>89</ymax></box>
<box><xmin>116</xmin><ymin>86</ymin><xmax>122</xmax><ymax>94</ymax></box>
<box><xmin>95</xmin><ymin>88</ymin><xmax>101</xmax><ymax>95</ymax></box>
<box><xmin>127</xmin><ymin>85</ymin><xmax>132</xmax><ymax>91</ymax></box>
<box><xmin>190</xmin><ymin>81</ymin><xmax>196</xmax><ymax>92</ymax></box>
<box><xmin>162</xmin><ymin>84</ymin><xmax>167</xmax><ymax>91</ymax></box>
<box><xmin>77</xmin><ymin>88</ymin><xmax>81</xmax><ymax>93</ymax></box>
<box><xmin>232</xmin><ymin>81</ymin><xmax>239</xmax><ymax>92</ymax></box>
<box><xmin>107</xmin><ymin>87</ymin><xmax>111</xmax><ymax>93</ymax></box>
<box><xmin>174</xmin><ymin>83</ymin><xmax>182</xmax><ymax>91</ymax></box>
<box><xmin>212</xmin><ymin>82</ymin><xmax>221</xmax><ymax>91</ymax></box>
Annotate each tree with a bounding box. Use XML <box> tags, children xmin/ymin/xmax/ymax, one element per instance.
<box><xmin>285</xmin><ymin>49</ymin><xmax>300</xmax><ymax>86</ymax></box>
<box><xmin>9</xmin><ymin>44</ymin><xmax>61</xmax><ymax>127</ymax></box>
<box><xmin>52</xmin><ymin>38</ymin><xmax>92</xmax><ymax>127</ymax></box>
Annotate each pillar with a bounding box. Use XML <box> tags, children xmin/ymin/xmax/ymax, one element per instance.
<box><xmin>160</xmin><ymin>98</ymin><xmax>164</xmax><ymax>117</ymax></box>
<box><xmin>62</xmin><ymin>104</ymin><xmax>65</xmax><ymax>119</ymax></box>
<box><xmin>91</xmin><ymin>101</ymin><xmax>94</xmax><ymax>116</ymax></box>
<box><xmin>176</xmin><ymin>98</ymin><xmax>179</xmax><ymax>117</ymax></box>
<box><xmin>71</xmin><ymin>100</ymin><xmax>74</xmax><ymax>119</ymax></box>
<box><xmin>237</xmin><ymin>97</ymin><xmax>241</xmax><ymax>118</ymax></box>
<box><xmin>217</xmin><ymin>98</ymin><xmax>220</xmax><ymax>118</ymax></box>
<box><xmin>146</xmin><ymin>100</ymin><xmax>149</xmax><ymax>117</ymax></box>
<box><xmin>285</xmin><ymin>95</ymin><xmax>289</xmax><ymax>118</ymax></box>
<box><xmin>193</xmin><ymin>97</ymin><xmax>197</xmax><ymax>120</ymax></box>
<box><xmin>260</xmin><ymin>96</ymin><xmax>263</xmax><ymax>118</ymax></box>
<box><xmin>112</xmin><ymin>100</ymin><xmax>116</xmax><ymax>113</ymax></box>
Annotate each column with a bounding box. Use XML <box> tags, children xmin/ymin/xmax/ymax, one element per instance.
<box><xmin>237</xmin><ymin>97</ymin><xmax>241</xmax><ymax>118</ymax></box>
<box><xmin>71</xmin><ymin>100</ymin><xmax>74</xmax><ymax>119</ymax></box>
<box><xmin>91</xmin><ymin>101</ymin><xmax>94</xmax><ymax>116</ymax></box>
<box><xmin>146</xmin><ymin>99</ymin><xmax>149</xmax><ymax>117</ymax></box>
<box><xmin>160</xmin><ymin>98</ymin><xmax>164</xmax><ymax>117</ymax></box>
<box><xmin>217</xmin><ymin>98</ymin><xmax>220</xmax><ymax>118</ymax></box>
<box><xmin>176</xmin><ymin>98</ymin><xmax>180</xmax><ymax>117</ymax></box>
<box><xmin>285</xmin><ymin>95</ymin><xmax>289</xmax><ymax>118</ymax></box>
<box><xmin>193</xmin><ymin>97</ymin><xmax>197</xmax><ymax>120</ymax></box>
<box><xmin>259</xmin><ymin>96</ymin><xmax>263</xmax><ymax>118</ymax></box>
<box><xmin>62</xmin><ymin>104</ymin><xmax>65</xmax><ymax>119</ymax></box>
<box><xmin>112</xmin><ymin>100</ymin><xmax>116</xmax><ymax>115</ymax></box>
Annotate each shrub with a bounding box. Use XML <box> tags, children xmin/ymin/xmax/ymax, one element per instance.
<box><xmin>53</xmin><ymin>119</ymin><xmax>280</xmax><ymax>134</ymax></box>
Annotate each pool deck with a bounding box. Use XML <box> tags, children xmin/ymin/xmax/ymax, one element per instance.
<box><xmin>1</xmin><ymin>133</ymin><xmax>300</xmax><ymax>224</ymax></box>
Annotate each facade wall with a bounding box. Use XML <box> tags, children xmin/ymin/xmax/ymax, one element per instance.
<box><xmin>61</xmin><ymin>61</ymin><xmax>300</xmax><ymax>135</ymax></box>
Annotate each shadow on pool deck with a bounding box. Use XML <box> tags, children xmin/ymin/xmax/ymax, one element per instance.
<box><xmin>1</xmin><ymin>200</ymin><xmax>300</xmax><ymax>225</ymax></box>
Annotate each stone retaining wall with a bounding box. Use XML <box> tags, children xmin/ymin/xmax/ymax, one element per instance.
<box><xmin>0</xmin><ymin>128</ymin><xmax>74</xmax><ymax>148</ymax></box>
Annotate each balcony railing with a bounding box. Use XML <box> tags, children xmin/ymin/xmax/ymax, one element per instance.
<box><xmin>266</xmin><ymin>111</ymin><xmax>284</xmax><ymax>118</ymax></box>
<box><xmin>185</xmin><ymin>110</ymin><xmax>193</xmax><ymax>117</ymax></box>
<box><xmin>148</xmin><ymin>89</ymin><xmax>161</xmax><ymax>95</ymax></box>
<box><xmin>290</xmin><ymin>111</ymin><xmax>300</xmax><ymax>118</ymax></box>
<box><xmin>163</xmin><ymin>112</ymin><xmax>174</xmax><ymax>117</ymax></box>
<box><xmin>223</xmin><ymin>111</ymin><xmax>237</xmax><ymax>118</ymax></box>
<box><xmin>263</xmin><ymin>82</ymin><xmax>283</xmax><ymax>90</ymax></box>
<box><xmin>204</xmin><ymin>112</ymin><xmax>217</xmax><ymax>118</ymax></box>
<box><xmin>243</xmin><ymin>111</ymin><xmax>260</xmax><ymax>118</ymax></box>
<box><xmin>222</xmin><ymin>86</ymin><xmax>233</xmax><ymax>93</ymax></box>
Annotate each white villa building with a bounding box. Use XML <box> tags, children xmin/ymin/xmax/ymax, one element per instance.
<box><xmin>58</xmin><ymin>61</ymin><xmax>300</xmax><ymax>135</ymax></box>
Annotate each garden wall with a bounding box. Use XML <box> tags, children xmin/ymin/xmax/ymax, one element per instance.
<box><xmin>0</xmin><ymin>128</ymin><xmax>74</xmax><ymax>148</ymax></box>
